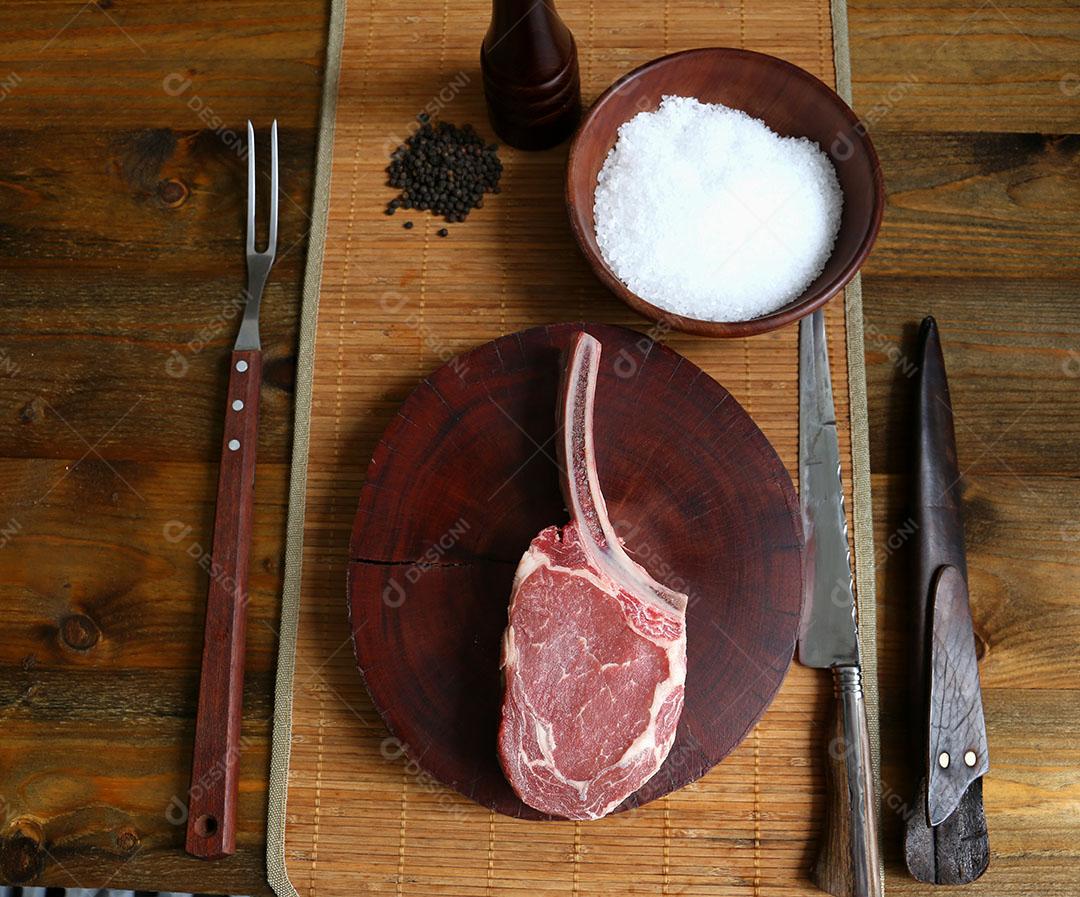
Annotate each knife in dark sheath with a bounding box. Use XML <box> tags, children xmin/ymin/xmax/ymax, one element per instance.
<box><xmin>798</xmin><ymin>310</ymin><xmax>882</xmax><ymax>897</ymax></box>
<box><xmin>903</xmin><ymin>316</ymin><xmax>990</xmax><ymax>884</ymax></box>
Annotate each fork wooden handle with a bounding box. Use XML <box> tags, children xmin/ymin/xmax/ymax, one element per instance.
<box><xmin>186</xmin><ymin>348</ymin><xmax>262</xmax><ymax>859</ymax></box>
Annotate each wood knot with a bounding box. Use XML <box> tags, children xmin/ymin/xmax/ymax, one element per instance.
<box><xmin>157</xmin><ymin>178</ymin><xmax>189</xmax><ymax>207</ymax></box>
<box><xmin>116</xmin><ymin>827</ymin><xmax>140</xmax><ymax>853</ymax></box>
<box><xmin>60</xmin><ymin>613</ymin><xmax>100</xmax><ymax>651</ymax></box>
<box><xmin>18</xmin><ymin>396</ymin><xmax>45</xmax><ymax>424</ymax></box>
<box><xmin>0</xmin><ymin>819</ymin><xmax>45</xmax><ymax>883</ymax></box>
<box><xmin>96</xmin><ymin>0</ymin><xmax>115</xmax><ymax>8</ymax></box>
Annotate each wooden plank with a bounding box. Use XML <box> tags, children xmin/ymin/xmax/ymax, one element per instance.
<box><xmin>871</xmin><ymin>470</ymin><xmax>1080</xmax><ymax>687</ymax></box>
<box><xmin>848</xmin><ymin>0</ymin><xmax>1080</xmax><ymax>133</ymax></box>
<box><xmin>0</xmin><ymin>270</ymin><xmax>301</xmax><ymax>462</ymax></box>
<box><xmin>0</xmin><ymin>726</ymin><xmax>274</xmax><ymax>895</ymax></box>
<box><xmin>860</xmin><ymin>274</ymin><xmax>1080</xmax><ymax>477</ymax></box>
<box><xmin>0</xmin><ymin>128</ymin><xmax>315</xmax><ymax>267</ymax></box>
<box><xmin>864</xmin><ymin>248</ymin><xmax>1080</xmax><ymax>897</ymax></box>
<box><xmin>0</xmin><ymin>1</ymin><xmax>325</xmax><ymax>127</ymax></box>
<box><xmin>0</xmin><ymin>0</ymin><xmax>327</xmax><ymax>891</ymax></box>
<box><xmin>860</xmin><ymin>97</ymin><xmax>1080</xmax><ymax>888</ymax></box>
<box><xmin>0</xmin><ymin>456</ymin><xmax>287</xmax><ymax>893</ymax></box>
<box><xmin>863</xmin><ymin>132</ymin><xmax>1080</xmax><ymax>280</ymax></box>
<box><xmin>878</xmin><ymin>688</ymin><xmax>1080</xmax><ymax>887</ymax></box>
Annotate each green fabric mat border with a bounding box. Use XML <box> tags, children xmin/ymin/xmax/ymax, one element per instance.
<box><xmin>264</xmin><ymin>0</ymin><xmax>883</xmax><ymax>893</ymax></box>
<box><xmin>264</xmin><ymin>0</ymin><xmax>346</xmax><ymax>892</ymax></box>
<box><xmin>830</xmin><ymin>0</ymin><xmax>886</xmax><ymax>890</ymax></box>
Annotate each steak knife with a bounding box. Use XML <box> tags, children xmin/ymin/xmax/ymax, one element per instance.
<box><xmin>903</xmin><ymin>316</ymin><xmax>990</xmax><ymax>884</ymax></box>
<box><xmin>798</xmin><ymin>309</ymin><xmax>881</xmax><ymax>897</ymax></box>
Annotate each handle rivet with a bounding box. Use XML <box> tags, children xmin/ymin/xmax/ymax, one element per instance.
<box><xmin>964</xmin><ymin>750</ymin><xmax>977</xmax><ymax>767</ymax></box>
<box><xmin>232</xmin><ymin>399</ymin><xmax>244</xmax><ymax>411</ymax></box>
<box><xmin>236</xmin><ymin>359</ymin><xmax>249</xmax><ymax>372</ymax></box>
<box><xmin>228</xmin><ymin>439</ymin><xmax>240</xmax><ymax>451</ymax></box>
<box><xmin>938</xmin><ymin>751</ymin><xmax>950</xmax><ymax>769</ymax></box>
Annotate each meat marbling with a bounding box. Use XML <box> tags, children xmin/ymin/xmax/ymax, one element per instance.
<box><xmin>497</xmin><ymin>331</ymin><xmax>689</xmax><ymax>820</ymax></box>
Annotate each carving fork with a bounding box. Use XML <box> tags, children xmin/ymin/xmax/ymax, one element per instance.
<box><xmin>186</xmin><ymin>121</ymin><xmax>278</xmax><ymax>859</ymax></box>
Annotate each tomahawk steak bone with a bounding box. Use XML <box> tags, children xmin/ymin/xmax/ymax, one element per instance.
<box><xmin>498</xmin><ymin>332</ymin><xmax>689</xmax><ymax>820</ymax></box>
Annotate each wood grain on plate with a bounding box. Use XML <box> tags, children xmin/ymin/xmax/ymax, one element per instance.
<box><xmin>349</xmin><ymin>322</ymin><xmax>803</xmax><ymax>818</ymax></box>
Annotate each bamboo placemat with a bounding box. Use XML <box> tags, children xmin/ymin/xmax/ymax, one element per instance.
<box><xmin>267</xmin><ymin>0</ymin><xmax>882</xmax><ymax>894</ymax></box>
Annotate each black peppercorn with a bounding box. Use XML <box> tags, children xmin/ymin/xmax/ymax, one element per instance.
<box><xmin>385</xmin><ymin>119</ymin><xmax>502</xmax><ymax>224</ymax></box>
<box><xmin>437</xmin><ymin>228</ymin><xmax>449</xmax><ymax>237</ymax></box>
<box><xmin>403</xmin><ymin>220</ymin><xmax>413</xmax><ymax>229</ymax></box>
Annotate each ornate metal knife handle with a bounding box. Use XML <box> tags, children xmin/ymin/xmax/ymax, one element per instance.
<box><xmin>813</xmin><ymin>665</ymin><xmax>882</xmax><ymax>897</ymax></box>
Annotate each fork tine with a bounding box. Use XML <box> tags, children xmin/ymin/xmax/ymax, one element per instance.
<box><xmin>268</xmin><ymin>120</ymin><xmax>279</xmax><ymax>255</ymax></box>
<box><xmin>246</xmin><ymin>120</ymin><xmax>256</xmax><ymax>254</ymax></box>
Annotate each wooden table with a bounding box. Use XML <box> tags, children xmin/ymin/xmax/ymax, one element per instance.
<box><xmin>0</xmin><ymin>1</ymin><xmax>1075</xmax><ymax>894</ymax></box>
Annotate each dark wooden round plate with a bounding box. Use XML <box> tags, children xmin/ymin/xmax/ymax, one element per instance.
<box><xmin>349</xmin><ymin>323</ymin><xmax>804</xmax><ymax>819</ymax></box>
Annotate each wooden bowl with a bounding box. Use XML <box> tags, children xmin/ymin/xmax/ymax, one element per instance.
<box><xmin>566</xmin><ymin>48</ymin><xmax>884</xmax><ymax>337</ymax></box>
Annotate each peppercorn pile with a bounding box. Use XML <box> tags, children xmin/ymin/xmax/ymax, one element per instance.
<box><xmin>385</xmin><ymin>118</ymin><xmax>502</xmax><ymax>229</ymax></box>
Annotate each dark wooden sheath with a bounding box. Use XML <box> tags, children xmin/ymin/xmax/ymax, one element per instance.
<box><xmin>903</xmin><ymin>316</ymin><xmax>990</xmax><ymax>885</ymax></box>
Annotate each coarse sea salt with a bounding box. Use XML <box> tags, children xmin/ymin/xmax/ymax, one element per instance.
<box><xmin>593</xmin><ymin>95</ymin><xmax>843</xmax><ymax>322</ymax></box>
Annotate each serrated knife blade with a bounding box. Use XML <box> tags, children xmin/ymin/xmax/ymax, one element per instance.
<box><xmin>798</xmin><ymin>308</ymin><xmax>860</xmax><ymax>669</ymax></box>
<box><xmin>798</xmin><ymin>309</ymin><xmax>881</xmax><ymax>897</ymax></box>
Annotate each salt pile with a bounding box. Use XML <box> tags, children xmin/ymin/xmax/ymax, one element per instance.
<box><xmin>593</xmin><ymin>95</ymin><xmax>843</xmax><ymax>322</ymax></box>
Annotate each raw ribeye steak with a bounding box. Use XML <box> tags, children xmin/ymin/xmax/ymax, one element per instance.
<box><xmin>498</xmin><ymin>331</ymin><xmax>688</xmax><ymax>820</ymax></box>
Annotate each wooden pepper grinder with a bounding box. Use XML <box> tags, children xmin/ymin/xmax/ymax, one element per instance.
<box><xmin>481</xmin><ymin>0</ymin><xmax>581</xmax><ymax>150</ymax></box>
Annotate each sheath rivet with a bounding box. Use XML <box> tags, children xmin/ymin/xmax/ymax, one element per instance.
<box><xmin>232</xmin><ymin>399</ymin><xmax>244</xmax><ymax>411</ymax></box>
<box><xmin>938</xmin><ymin>751</ymin><xmax>950</xmax><ymax>769</ymax></box>
<box><xmin>228</xmin><ymin>439</ymin><xmax>240</xmax><ymax>451</ymax></box>
<box><xmin>964</xmin><ymin>750</ymin><xmax>977</xmax><ymax>767</ymax></box>
<box><xmin>236</xmin><ymin>359</ymin><xmax>249</xmax><ymax>372</ymax></box>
